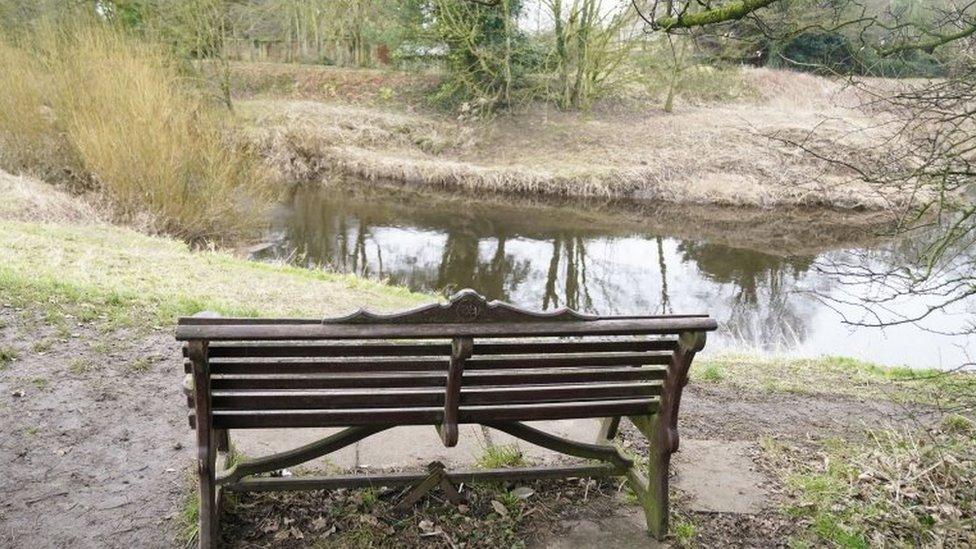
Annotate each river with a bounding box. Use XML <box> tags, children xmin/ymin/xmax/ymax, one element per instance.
<box><xmin>254</xmin><ymin>183</ymin><xmax>975</xmax><ymax>370</ymax></box>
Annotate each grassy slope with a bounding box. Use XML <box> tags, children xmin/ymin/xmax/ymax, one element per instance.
<box><xmin>232</xmin><ymin>62</ymin><xmax>907</xmax><ymax>211</ymax></box>
<box><xmin>0</xmin><ymin>172</ymin><xmax>426</xmax><ymax>328</ymax></box>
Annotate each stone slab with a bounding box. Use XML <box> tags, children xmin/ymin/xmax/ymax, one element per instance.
<box><xmin>534</xmin><ymin>507</ymin><xmax>669</xmax><ymax>549</ymax></box>
<box><xmin>672</xmin><ymin>439</ymin><xmax>766</xmax><ymax>514</ymax></box>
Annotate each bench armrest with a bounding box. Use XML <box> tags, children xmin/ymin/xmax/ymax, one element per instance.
<box><xmin>661</xmin><ymin>331</ymin><xmax>706</xmax><ymax>453</ymax></box>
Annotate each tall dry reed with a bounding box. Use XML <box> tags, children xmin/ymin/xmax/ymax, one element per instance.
<box><xmin>0</xmin><ymin>22</ymin><xmax>272</xmax><ymax>242</ymax></box>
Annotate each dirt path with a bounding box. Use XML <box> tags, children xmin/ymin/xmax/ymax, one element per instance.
<box><xmin>0</xmin><ymin>311</ymin><xmax>191</xmax><ymax>548</ymax></box>
<box><xmin>0</xmin><ymin>307</ymin><xmax>924</xmax><ymax>547</ymax></box>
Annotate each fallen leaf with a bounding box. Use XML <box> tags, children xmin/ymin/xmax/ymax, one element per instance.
<box><xmin>310</xmin><ymin>516</ymin><xmax>328</xmax><ymax>531</ymax></box>
<box><xmin>419</xmin><ymin>519</ymin><xmax>436</xmax><ymax>534</ymax></box>
<box><xmin>511</xmin><ymin>487</ymin><xmax>535</xmax><ymax>500</ymax></box>
<box><xmin>491</xmin><ymin>500</ymin><xmax>508</xmax><ymax>517</ymax></box>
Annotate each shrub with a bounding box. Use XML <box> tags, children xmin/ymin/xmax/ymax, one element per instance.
<box><xmin>0</xmin><ymin>21</ymin><xmax>273</xmax><ymax>243</ymax></box>
<box><xmin>777</xmin><ymin>32</ymin><xmax>855</xmax><ymax>75</ymax></box>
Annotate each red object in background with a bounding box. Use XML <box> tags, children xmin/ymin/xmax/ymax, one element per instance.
<box><xmin>376</xmin><ymin>44</ymin><xmax>390</xmax><ymax>65</ymax></box>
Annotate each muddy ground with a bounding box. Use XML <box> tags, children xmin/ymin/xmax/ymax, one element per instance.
<box><xmin>0</xmin><ymin>308</ymin><xmax>923</xmax><ymax>547</ymax></box>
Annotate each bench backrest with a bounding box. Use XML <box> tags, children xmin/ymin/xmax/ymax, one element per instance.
<box><xmin>178</xmin><ymin>290</ymin><xmax>716</xmax><ymax>445</ymax></box>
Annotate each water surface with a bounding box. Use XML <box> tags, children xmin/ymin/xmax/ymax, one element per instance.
<box><xmin>256</xmin><ymin>184</ymin><xmax>975</xmax><ymax>370</ymax></box>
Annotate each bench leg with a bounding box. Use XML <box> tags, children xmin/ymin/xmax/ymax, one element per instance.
<box><xmin>195</xmin><ymin>422</ymin><xmax>222</xmax><ymax>549</ymax></box>
<box><xmin>645</xmin><ymin>431</ymin><xmax>670</xmax><ymax>540</ymax></box>
<box><xmin>627</xmin><ymin>414</ymin><xmax>669</xmax><ymax>540</ymax></box>
<box><xmin>197</xmin><ymin>460</ymin><xmax>218</xmax><ymax>549</ymax></box>
<box><xmin>215</xmin><ymin>429</ymin><xmax>230</xmax><ymax>453</ymax></box>
<box><xmin>596</xmin><ymin>416</ymin><xmax>620</xmax><ymax>443</ymax></box>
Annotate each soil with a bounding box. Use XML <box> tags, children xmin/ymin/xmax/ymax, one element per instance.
<box><xmin>0</xmin><ymin>310</ymin><xmax>192</xmax><ymax>548</ymax></box>
<box><xmin>0</xmin><ymin>306</ymin><xmax>929</xmax><ymax>547</ymax></box>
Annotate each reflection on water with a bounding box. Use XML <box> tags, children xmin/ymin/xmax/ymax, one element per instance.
<box><xmin>257</xmin><ymin>185</ymin><xmax>975</xmax><ymax>370</ymax></box>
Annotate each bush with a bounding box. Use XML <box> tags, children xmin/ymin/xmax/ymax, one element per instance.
<box><xmin>0</xmin><ymin>21</ymin><xmax>272</xmax><ymax>243</ymax></box>
<box><xmin>429</xmin><ymin>0</ymin><xmax>530</xmax><ymax>112</ymax></box>
<box><xmin>765</xmin><ymin>31</ymin><xmax>947</xmax><ymax>78</ymax></box>
<box><xmin>777</xmin><ymin>32</ymin><xmax>855</xmax><ymax>74</ymax></box>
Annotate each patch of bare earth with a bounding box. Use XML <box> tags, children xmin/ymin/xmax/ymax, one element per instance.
<box><xmin>0</xmin><ymin>310</ymin><xmax>191</xmax><ymax>548</ymax></box>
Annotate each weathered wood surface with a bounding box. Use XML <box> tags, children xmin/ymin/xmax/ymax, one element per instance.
<box><xmin>176</xmin><ymin>290</ymin><xmax>716</xmax><ymax>547</ymax></box>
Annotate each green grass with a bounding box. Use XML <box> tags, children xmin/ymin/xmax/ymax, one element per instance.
<box><xmin>694</xmin><ymin>363</ymin><xmax>725</xmax><ymax>382</ymax></box>
<box><xmin>475</xmin><ymin>443</ymin><xmax>525</xmax><ymax>469</ymax></box>
<box><xmin>671</xmin><ymin>519</ymin><xmax>697</xmax><ymax>546</ymax></box>
<box><xmin>696</xmin><ymin>353</ymin><xmax>976</xmax><ymax>407</ymax></box>
<box><xmin>0</xmin><ymin>218</ymin><xmax>426</xmax><ymax>330</ymax></box>
<box><xmin>179</xmin><ymin>489</ymin><xmax>200</xmax><ymax>546</ymax></box>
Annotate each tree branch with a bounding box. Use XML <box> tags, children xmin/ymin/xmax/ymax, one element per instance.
<box><xmin>637</xmin><ymin>0</ymin><xmax>781</xmax><ymax>31</ymax></box>
<box><xmin>880</xmin><ymin>23</ymin><xmax>976</xmax><ymax>56</ymax></box>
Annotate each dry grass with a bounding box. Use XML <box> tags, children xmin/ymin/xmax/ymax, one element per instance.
<box><xmin>0</xmin><ymin>171</ymin><xmax>100</xmax><ymax>224</ymax></box>
<box><xmin>0</xmin><ymin>22</ymin><xmax>273</xmax><ymax>243</ymax></box>
<box><xmin>763</xmin><ymin>421</ymin><xmax>976</xmax><ymax>547</ymax></box>
<box><xmin>239</xmin><ymin>66</ymin><xmax>916</xmax><ymax>210</ymax></box>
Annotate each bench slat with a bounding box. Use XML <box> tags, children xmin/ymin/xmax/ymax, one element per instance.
<box><xmin>208</xmin><ymin>382</ymin><xmax>662</xmax><ymax>409</ymax></box>
<box><xmin>209</xmin><ymin>366</ymin><xmax>666</xmax><ymax>390</ymax></box>
<box><xmin>199</xmin><ymin>339</ymin><xmax>678</xmax><ymax>359</ymax></box>
<box><xmin>205</xmin><ymin>358</ymin><xmax>448</xmax><ymax>375</ymax></box>
<box><xmin>176</xmin><ymin>317</ymin><xmax>718</xmax><ymax>341</ymax></box>
<box><xmin>198</xmin><ymin>352</ymin><xmax>671</xmax><ymax>375</ymax></box>
<box><xmin>204</xmin><ymin>342</ymin><xmax>451</xmax><ymax>359</ymax></box>
<box><xmin>204</xmin><ymin>398</ymin><xmax>659</xmax><ymax>428</ymax></box>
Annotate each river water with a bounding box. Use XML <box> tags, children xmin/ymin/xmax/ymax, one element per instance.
<box><xmin>255</xmin><ymin>183</ymin><xmax>975</xmax><ymax>370</ymax></box>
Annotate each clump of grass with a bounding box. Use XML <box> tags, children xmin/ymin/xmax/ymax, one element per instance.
<box><xmin>671</xmin><ymin>519</ymin><xmax>697</xmax><ymax>546</ymax></box>
<box><xmin>476</xmin><ymin>443</ymin><xmax>525</xmax><ymax>469</ymax></box>
<box><xmin>69</xmin><ymin>357</ymin><xmax>95</xmax><ymax>374</ymax></box>
<box><xmin>129</xmin><ymin>356</ymin><xmax>155</xmax><ymax>373</ymax></box>
<box><xmin>694</xmin><ymin>363</ymin><xmax>725</xmax><ymax>382</ymax></box>
<box><xmin>941</xmin><ymin>413</ymin><xmax>975</xmax><ymax>435</ymax></box>
<box><xmin>0</xmin><ymin>21</ymin><xmax>274</xmax><ymax>242</ymax></box>
<box><xmin>31</xmin><ymin>338</ymin><xmax>54</xmax><ymax>353</ymax></box>
<box><xmin>767</xmin><ymin>423</ymin><xmax>976</xmax><ymax>547</ymax></box>
<box><xmin>179</xmin><ymin>489</ymin><xmax>200</xmax><ymax>546</ymax></box>
<box><xmin>0</xmin><ymin>345</ymin><xmax>17</xmax><ymax>367</ymax></box>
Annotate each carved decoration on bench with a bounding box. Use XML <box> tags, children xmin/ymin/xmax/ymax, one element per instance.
<box><xmin>327</xmin><ymin>288</ymin><xmax>598</xmax><ymax>324</ymax></box>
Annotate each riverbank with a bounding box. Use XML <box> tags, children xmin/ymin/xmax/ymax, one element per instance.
<box><xmin>2</xmin><ymin>172</ymin><xmax>972</xmax><ymax>546</ymax></box>
<box><xmin>233</xmin><ymin>62</ymin><xmax>909</xmax><ymax>211</ymax></box>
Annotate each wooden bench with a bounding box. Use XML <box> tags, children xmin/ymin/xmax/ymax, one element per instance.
<box><xmin>177</xmin><ymin>289</ymin><xmax>716</xmax><ymax>548</ymax></box>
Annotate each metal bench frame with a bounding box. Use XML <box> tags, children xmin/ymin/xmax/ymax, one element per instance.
<box><xmin>176</xmin><ymin>290</ymin><xmax>716</xmax><ymax>548</ymax></box>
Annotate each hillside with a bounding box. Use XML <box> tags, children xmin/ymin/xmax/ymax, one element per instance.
<box><xmin>231</xmin><ymin>62</ymin><xmax>908</xmax><ymax>210</ymax></box>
